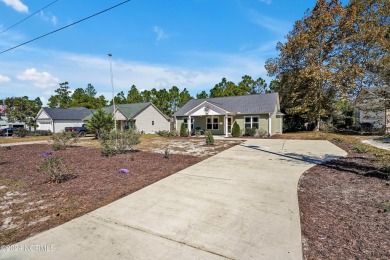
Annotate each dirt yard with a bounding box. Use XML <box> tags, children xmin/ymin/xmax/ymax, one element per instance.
<box><xmin>0</xmin><ymin>137</ymin><xmax>240</xmax><ymax>245</ymax></box>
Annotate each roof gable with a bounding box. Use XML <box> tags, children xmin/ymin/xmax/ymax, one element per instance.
<box><xmin>83</xmin><ymin>102</ymin><xmax>171</xmax><ymax>121</ymax></box>
<box><xmin>174</xmin><ymin>93</ymin><xmax>280</xmax><ymax>116</ymax></box>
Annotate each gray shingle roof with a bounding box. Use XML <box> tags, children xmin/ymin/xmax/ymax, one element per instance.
<box><xmin>42</xmin><ymin>107</ymin><xmax>92</xmax><ymax>120</ymax></box>
<box><xmin>83</xmin><ymin>102</ymin><xmax>170</xmax><ymax>121</ymax></box>
<box><xmin>174</xmin><ymin>93</ymin><xmax>280</xmax><ymax>116</ymax></box>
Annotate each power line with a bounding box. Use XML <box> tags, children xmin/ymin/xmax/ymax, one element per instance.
<box><xmin>0</xmin><ymin>0</ymin><xmax>131</xmax><ymax>55</ymax></box>
<box><xmin>0</xmin><ymin>0</ymin><xmax>60</xmax><ymax>35</ymax></box>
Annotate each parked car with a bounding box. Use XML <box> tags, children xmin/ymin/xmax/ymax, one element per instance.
<box><xmin>0</xmin><ymin>127</ymin><xmax>14</xmax><ymax>136</ymax></box>
<box><xmin>64</xmin><ymin>124</ymin><xmax>89</xmax><ymax>137</ymax></box>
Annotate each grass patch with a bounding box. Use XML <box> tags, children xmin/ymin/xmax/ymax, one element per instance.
<box><xmin>0</xmin><ymin>136</ymin><xmax>50</xmax><ymax>145</ymax></box>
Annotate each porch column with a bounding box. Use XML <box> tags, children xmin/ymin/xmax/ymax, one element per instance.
<box><xmin>188</xmin><ymin>116</ymin><xmax>192</xmax><ymax>136</ymax></box>
<box><xmin>225</xmin><ymin>114</ymin><xmax>228</xmax><ymax>137</ymax></box>
<box><xmin>174</xmin><ymin>116</ymin><xmax>177</xmax><ymax>131</ymax></box>
<box><xmin>268</xmin><ymin>113</ymin><xmax>272</xmax><ymax>136</ymax></box>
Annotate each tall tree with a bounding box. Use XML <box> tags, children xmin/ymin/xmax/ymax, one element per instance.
<box><xmin>5</xmin><ymin>96</ymin><xmax>41</xmax><ymax>126</ymax></box>
<box><xmin>69</xmin><ymin>84</ymin><xmax>104</xmax><ymax>109</ymax></box>
<box><xmin>48</xmin><ymin>82</ymin><xmax>72</xmax><ymax>108</ymax></box>
<box><xmin>85</xmin><ymin>83</ymin><xmax>97</xmax><ymax>97</ymax></box>
<box><xmin>168</xmin><ymin>86</ymin><xmax>180</xmax><ymax>116</ymax></box>
<box><xmin>178</xmin><ymin>88</ymin><xmax>193</xmax><ymax>108</ymax></box>
<box><xmin>127</xmin><ymin>85</ymin><xmax>143</xmax><ymax>103</ymax></box>
<box><xmin>196</xmin><ymin>91</ymin><xmax>208</xmax><ymax>99</ymax></box>
<box><xmin>337</xmin><ymin>0</ymin><xmax>389</xmax><ymax>95</ymax></box>
<box><xmin>265</xmin><ymin>0</ymin><xmax>344</xmax><ymax>130</ymax></box>
<box><xmin>238</xmin><ymin>75</ymin><xmax>269</xmax><ymax>94</ymax></box>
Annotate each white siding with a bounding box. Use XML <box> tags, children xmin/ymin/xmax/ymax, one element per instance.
<box><xmin>36</xmin><ymin>110</ymin><xmax>53</xmax><ymax>131</ymax></box>
<box><xmin>37</xmin><ymin>121</ymin><xmax>53</xmax><ymax>132</ymax></box>
<box><xmin>53</xmin><ymin>120</ymin><xmax>85</xmax><ymax>133</ymax></box>
<box><xmin>37</xmin><ymin>110</ymin><xmax>51</xmax><ymax>120</ymax></box>
<box><xmin>134</xmin><ymin>105</ymin><xmax>169</xmax><ymax>134</ymax></box>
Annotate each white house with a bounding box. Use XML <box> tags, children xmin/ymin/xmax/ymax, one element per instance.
<box><xmin>355</xmin><ymin>86</ymin><xmax>390</xmax><ymax>133</ymax></box>
<box><xmin>35</xmin><ymin>107</ymin><xmax>92</xmax><ymax>133</ymax></box>
<box><xmin>84</xmin><ymin>103</ymin><xmax>170</xmax><ymax>134</ymax></box>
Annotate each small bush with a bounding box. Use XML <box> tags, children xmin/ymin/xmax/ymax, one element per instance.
<box><xmin>28</xmin><ymin>130</ymin><xmax>52</xmax><ymax>136</ymax></box>
<box><xmin>164</xmin><ymin>148</ymin><xmax>170</xmax><ymax>159</ymax></box>
<box><xmin>244</xmin><ymin>127</ymin><xmax>257</xmax><ymax>136</ymax></box>
<box><xmin>51</xmin><ymin>132</ymin><xmax>78</xmax><ymax>151</ymax></box>
<box><xmin>352</xmin><ymin>145</ymin><xmax>369</xmax><ymax>154</ymax></box>
<box><xmin>231</xmin><ymin>121</ymin><xmax>241</xmax><ymax>137</ymax></box>
<box><xmin>156</xmin><ymin>130</ymin><xmax>178</xmax><ymax>138</ymax></box>
<box><xmin>38</xmin><ymin>156</ymin><xmax>70</xmax><ymax>183</ymax></box>
<box><xmin>180</xmin><ymin>123</ymin><xmax>188</xmax><ymax>137</ymax></box>
<box><xmin>255</xmin><ymin>129</ymin><xmax>268</xmax><ymax>137</ymax></box>
<box><xmin>195</xmin><ymin>130</ymin><xmax>201</xmax><ymax>137</ymax></box>
<box><xmin>205</xmin><ymin>130</ymin><xmax>214</xmax><ymax>145</ymax></box>
<box><xmin>332</xmin><ymin>137</ymin><xmax>344</xmax><ymax>143</ymax></box>
<box><xmin>13</xmin><ymin>128</ymin><xmax>28</xmax><ymax>138</ymax></box>
<box><xmin>100</xmin><ymin>129</ymin><xmax>141</xmax><ymax>157</ymax></box>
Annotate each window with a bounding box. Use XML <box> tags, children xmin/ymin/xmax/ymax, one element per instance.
<box><xmin>206</xmin><ymin>117</ymin><xmax>219</xmax><ymax>130</ymax></box>
<box><xmin>152</xmin><ymin>121</ymin><xmax>154</xmax><ymax>125</ymax></box>
<box><xmin>244</xmin><ymin>116</ymin><xmax>260</xmax><ymax>129</ymax></box>
<box><xmin>183</xmin><ymin>118</ymin><xmax>194</xmax><ymax>129</ymax></box>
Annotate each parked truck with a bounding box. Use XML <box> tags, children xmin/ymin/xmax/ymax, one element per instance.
<box><xmin>64</xmin><ymin>124</ymin><xmax>89</xmax><ymax>137</ymax></box>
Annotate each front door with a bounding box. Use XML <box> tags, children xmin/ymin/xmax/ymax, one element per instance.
<box><xmin>227</xmin><ymin>117</ymin><xmax>233</xmax><ymax>134</ymax></box>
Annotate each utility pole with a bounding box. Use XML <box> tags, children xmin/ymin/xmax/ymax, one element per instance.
<box><xmin>108</xmin><ymin>53</ymin><xmax>117</xmax><ymax>131</ymax></box>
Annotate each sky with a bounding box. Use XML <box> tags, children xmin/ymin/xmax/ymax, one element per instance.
<box><xmin>0</xmin><ymin>0</ymin><xmax>324</xmax><ymax>105</ymax></box>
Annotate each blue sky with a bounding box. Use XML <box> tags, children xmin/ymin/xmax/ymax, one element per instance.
<box><xmin>1</xmin><ymin>0</ymin><xmax>323</xmax><ymax>105</ymax></box>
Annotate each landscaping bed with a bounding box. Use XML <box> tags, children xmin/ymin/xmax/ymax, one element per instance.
<box><xmin>273</xmin><ymin>133</ymin><xmax>390</xmax><ymax>259</ymax></box>
<box><xmin>0</xmin><ymin>144</ymin><xmax>205</xmax><ymax>245</ymax></box>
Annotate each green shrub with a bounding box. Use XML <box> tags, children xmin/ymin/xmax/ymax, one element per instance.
<box><xmin>28</xmin><ymin>130</ymin><xmax>52</xmax><ymax>136</ymax></box>
<box><xmin>332</xmin><ymin>137</ymin><xmax>343</xmax><ymax>143</ymax></box>
<box><xmin>51</xmin><ymin>132</ymin><xmax>78</xmax><ymax>151</ymax></box>
<box><xmin>100</xmin><ymin>129</ymin><xmax>141</xmax><ymax>157</ymax></box>
<box><xmin>156</xmin><ymin>130</ymin><xmax>178</xmax><ymax>138</ymax></box>
<box><xmin>13</xmin><ymin>128</ymin><xmax>28</xmax><ymax>138</ymax></box>
<box><xmin>231</xmin><ymin>121</ymin><xmax>241</xmax><ymax>137</ymax></box>
<box><xmin>352</xmin><ymin>145</ymin><xmax>369</xmax><ymax>154</ymax></box>
<box><xmin>38</xmin><ymin>156</ymin><xmax>69</xmax><ymax>183</ymax></box>
<box><xmin>244</xmin><ymin>127</ymin><xmax>256</xmax><ymax>136</ymax></box>
<box><xmin>180</xmin><ymin>123</ymin><xmax>188</xmax><ymax>137</ymax></box>
<box><xmin>205</xmin><ymin>130</ymin><xmax>214</xmax><ymax>145</ymax></box>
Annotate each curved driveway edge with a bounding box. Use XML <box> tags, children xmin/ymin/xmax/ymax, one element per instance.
<box><xmin>2</xmin><ymin>139</ymin><xmax>347</xmax><ymax>260</ymax></box>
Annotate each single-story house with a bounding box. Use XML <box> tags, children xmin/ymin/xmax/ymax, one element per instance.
<box><xmin>84</xmin><ymin>102</ymin><xmax>170</xmax><ymax>134</ymax></box>
<box><xmin>0</xmin><ymin>115</ymin><xmax>26</xmax><ymax>129</ymax></box>
<box><xmin>173</xmin><ymin>93</ymin><xmax>284</xmax><ymax>136</ymax></box>
<box><xmin>35</xmin><ymin>107</ymin><xmax>92</xmax><ymax>133</ymax></box>
<box><xmin>355</xmin><ymin>86</ymin><xmax>389</xmax><ymax>132</ymax></box>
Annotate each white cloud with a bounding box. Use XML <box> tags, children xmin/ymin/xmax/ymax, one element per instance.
<box><xmin>0</xmin><ymin>74</ymin><xmax>11</xmax><ymax>83</ymax></box>
<box><xmin>17</xmin><ymin>68</ymin><xmax>59</xmax><ymax>89</ymax></box>
<box><xmin>259</xmin><ymin>0</ymin><xmax>272</xmax><ymax>4</ymax></box>
<box><xmin>1</xmin><ymin>0</ymin><xmax>28</xmax><ymax>13</ymax></box>
<box><xmin>153</xmin><ymin>26</ymin><xmax>168</xmax><ymax>43</ymax></box>
<box><xmin>51</xmin><ymin>15</ymin><xmax>58</xmax><ymax>26</ymax></box>
<box><xmin>249</xmin><ymin>11</ymin><xmax>291</xmax><ymax>35</ymax></box>
<box><xmin>40</xmin><ymin>11</ymin><xmax>57</xmax><ymax>26</ymax></box>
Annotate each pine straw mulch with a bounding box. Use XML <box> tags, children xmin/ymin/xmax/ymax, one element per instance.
<box><xmin>0</xmin><ymin>144</ymin><xmax>205</xmax><ymax>245</ymax></box>
<box><xmin>296</xmin><ymin>138</ymin><xmax>390</xmax><ymax>259</ymax></box>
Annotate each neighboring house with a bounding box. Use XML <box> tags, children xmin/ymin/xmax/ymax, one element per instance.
<box><xmin>174</xmin><ymin>93</ymin><xmax>284</xmax><ymax>136</ymax></box>
<box><xmin>35</xmin><ymin>107</ymin><xmax>92</xmax><ymax>133</ymax></box>
<box><xmin>84</xmin><ymin>102</ymin><xmax>170</xmax><ymax>134</ymax></box>
<box><xmin>0</xmin><ymin>115</ymin><xmax>26</xmax><ymax>129</ymax></box>
<box><xmin>355</xmin><ymin>86</ymin><xmax>390</xmax><ymax>132</ymax></box>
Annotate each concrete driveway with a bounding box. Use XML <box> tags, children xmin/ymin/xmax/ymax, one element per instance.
<box><xmin>2</xmin><ymin>139</ymin><xmax>346</xmax><ymax>260</ymax></box>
